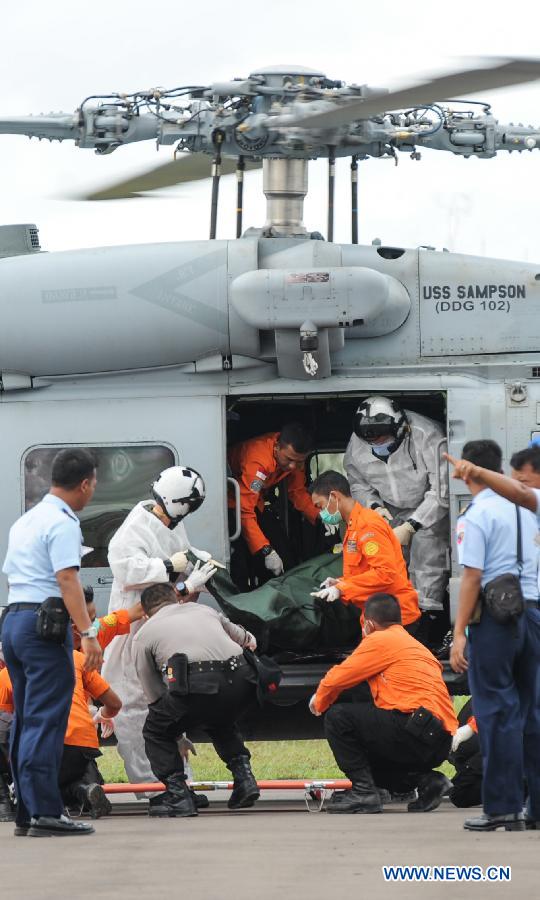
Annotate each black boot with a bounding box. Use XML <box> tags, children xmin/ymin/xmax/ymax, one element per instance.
<box><xmin>408</xmin><ymin>773</ymin><xmax>452</xmax><ymax>813</ymax></box>
<box><xmin>464</xmin><ymin>812</ymin><xmax>525</xmax><ymax>832</ymax></box>
<box><xmin>148</xmin><ymin>774</ymin><xmax>197</xmax><ymax>818</ymax></box>
<box><xmin>190</xmin><ymin>789</ymin><xmax>209</xmax><ymax>810</ymax></box>
<box><xmin>73</xmin><ymin>782</ymin><xmax>112</xmax><ymax>819</ymax></box>
<box><xmin>327</xmin><ymin>766</ymin><xmax>382</xmax><ymax>815</ymax></box>
<box><xmin>0</xmin><ymin>775</ymin><xmax>15</xmax><ymax>823</ymax></box>
<box><xmin>227</xmin><ymin>756</ymin><xmax>260</xmax><ymax>810</ymax></box>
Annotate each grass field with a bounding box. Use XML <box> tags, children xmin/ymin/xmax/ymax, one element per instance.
<box><xmin>97</xmin><ymin>697</ymin><xmax>470</xmax><ymax>784</ymax></box>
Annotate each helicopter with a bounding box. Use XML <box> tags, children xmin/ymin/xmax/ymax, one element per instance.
<box><xmin>1</xmin><ymin>59</ymin><xmax>540</xmax><ymax>731</ymax></box>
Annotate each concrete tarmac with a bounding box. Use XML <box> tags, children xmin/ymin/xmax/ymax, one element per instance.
<box><xmin>0</xmin><ymin>794</ymin><xmax>537</xmax><ymax>900</ymax></box>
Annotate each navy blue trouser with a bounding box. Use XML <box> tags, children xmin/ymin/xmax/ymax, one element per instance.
<box><xmin>468</xmin><ymin>606</ymin><xmax>540</xmax><ymax>818</ymax></box>
<box><xmin>2</xmin><ymin>607</ymin><xmax>74</xmax><ymax>821</ymax></box>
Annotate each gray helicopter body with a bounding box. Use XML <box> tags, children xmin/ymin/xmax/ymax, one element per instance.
<box><xmin>1</xmin><ymin>59</ymin><xmax>540</xmax><ymax>629</ymax></box>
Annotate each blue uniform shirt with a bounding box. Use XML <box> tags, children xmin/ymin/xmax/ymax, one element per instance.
<box><xmin>2</xmin><ymin>493</ymin><xmax>82</xmax><ymax>604</ymax></box>
<box><xmin>456</xmin><ymin>488</ymin><xmax>539</xmax><ymax>600</ymax></box>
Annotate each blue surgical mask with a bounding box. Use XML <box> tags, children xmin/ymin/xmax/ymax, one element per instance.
<box><xmin>320</xmin><ymin>493</ymin><xmax>343</xmax><ymax>526</ymax></box>
<box><xmin>372</xmin><ymin>440</ymin><xmax>393</xmax><ymax>458</ymax></box>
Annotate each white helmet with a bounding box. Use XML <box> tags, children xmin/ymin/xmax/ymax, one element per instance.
<box><xmin>152</xmin><ymin>465</ymin><xmax>205</xmax><ymax>527</ymax></box>
<box><xmin>353</xmin><ymin>396</ymin><xmax>408</xmax><ymax>451</ymax></box>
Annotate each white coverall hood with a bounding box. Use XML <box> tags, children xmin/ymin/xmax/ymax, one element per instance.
<box><xmin>102</xmin><ymin>500</ymin><xmax>208</xmax><ymax>783</ymax></box>
<box><xmin>344</xmin><ymin>410</ymin><xmax>449</xmax><ymax>611</ymax></box>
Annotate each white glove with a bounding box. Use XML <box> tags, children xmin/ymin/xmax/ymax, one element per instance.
<box><xmin>169</xmin><ymin>551</ymin><xmax>189</xmax><ymax>573</ymax></box>
<box><xmin>322</xmin><ymin>519</ymin><xmax>339</xmax><ymax>537</ymax></box>
<box><xmin>375</xmin><ymin>506</ymin><xmax>394</xmax><ymax>523</ymax></box>
<box><xmin>190</xmin><ymin>548</ymin><xmax>212</xmax><ymax>563</ymax></box>
<box><xmin>178</xmin><ymin>735</ymin><xmax>197</xmax><ymax>760</ymax></box>
<box><xmin>319</xmin><ymin>577</ymin><xmax>338</xmax><ymax>589</ymax></box>
<box><xmin>93</xmin><ymin>712</ymin><xmax>115</xmax><ymax>739</ymax></box>
<box><xmin>309</xmin><ymin>694</ymin><xmax>322</xmax><ymax>717</ymax></box>
<box><xmin>451</xmin><ymin>724</ymin><xmax>474</xmax><ymax>753</ymax></box>
<box><xmin>310</xmin><ymin>586</ymin><xmax>341</xmax><ymax>603</ymax></box>
<box><xmin>264</xmin><ymin>549</ymin><xmax>284</xmax><ymax>576</ymax></box>
<box><xmin>392</xmin><ymin>521</ymin><xmax>416</xmax><ymax>546</ymax></box>
<box><xmin>245</xmin><ymin>631</ymin><xmax>257</xmax><ymax>651</ymax></box>
<box><xmin>185</xmin><ymin>560</ymin><xmax>218</xmax><ymax>592</ymax></box>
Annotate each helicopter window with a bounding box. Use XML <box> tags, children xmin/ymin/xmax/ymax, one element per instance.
<box><xmin>309</xmin><ymin>451</ymin><xmax>346</xmax><ymax>482</ymax></box>
<box><xmin>376</xmin><ymin>247</ymin><xmax>406</xmax><ymax>260</ymax></box>
<box><xmin>23</xmin><ymin>444</ymin><xmax>175</xmax><ymax>568</ymax></box>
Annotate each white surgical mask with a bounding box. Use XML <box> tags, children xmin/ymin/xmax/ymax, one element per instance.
<box><xmin>372</xmin><ymin>440</ymin><xmax>393</xmax><ymax>457</ymax></box>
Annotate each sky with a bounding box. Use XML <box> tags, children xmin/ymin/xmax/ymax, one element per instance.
<box><xmin>1</xmin><ymin>0</ymin><xmax>540</xmax><ymax>260</ymax></box>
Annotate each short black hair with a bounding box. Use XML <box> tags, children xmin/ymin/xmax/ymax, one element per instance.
<box><xmin>310</xmin><ymin>470</ymin><xmax>351</xmax><ymax>498</ymax></box>
<box><xmin>83</xmin><ymin>585</ymin><xmax>94</xmax><ymax>604</ymax></box>
<box><xmin>278</xmin><ymin>422</ymin><xmax>313</xmax><ymax>455</ymax></box>
<box><xmin>51</xmin><ymin>448</ymin><xmax>97</xmax><ymax>489</ymax></box>
<box><xmin>462</xmin><ymin>439</ymin><xmax>502</xmax><ymax>473</ymax></box>
<box><xmin>510</xmin><ymin>446</ymin><xmax>540</xmax><ymax>473</ymax></box>
<box><xmin>141</xmin><ymin>582</ymin><xmax>177</xmax><ymax>615</ymax></box>
<box><xmin>364</xmin><ymin>593</ymin><xmax>402</xmax><ymax>626</ymax></box>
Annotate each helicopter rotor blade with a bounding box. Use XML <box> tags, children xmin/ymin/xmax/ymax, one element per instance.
<box><xmin>82</xmin><ymin>153</ymin><xmax>261</xmax><ymax>200</ymax></box>
<box><xmin>281</xmin><ymin>57</ymin><xmax>540</xmax><ymax>131</ymax></box>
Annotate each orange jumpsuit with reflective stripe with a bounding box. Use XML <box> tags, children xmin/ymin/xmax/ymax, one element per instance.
<box><xmin>228</xmin><ymin>432</ymin><xmax>319</xmax><ymax>555</ymax></box>
<box><xmin>336</xmin><ymin>502</ymin><xmax>420</xmax><ymax>626</ymax></box>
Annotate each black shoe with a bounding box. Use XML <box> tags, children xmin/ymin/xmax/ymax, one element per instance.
<box><xmin>27</xmin><ymin>815</ymin><xmax>95</xmax><ymax>837</ymax></box>
<box><xmin>326</xmin><ymin>782</ymin><xmax>382</xmax><ymax>814</ymax></box>
<box><xmin>148</xmin><ymin>775</ymin><xmax>197</xmax><ymax>818</ymax></box>
<box><xmin>0</xmin><ymin>779</ymin><xmax>15</xmax><ymax>822</ymax></box>
<box><xmin>525</xmin><ymin>816</ymin><xmax>540</xmax><ymax>830</ymax></box>
<box><xmin>13</xmin><ymin>822</ymin><xmax>30</xmax><ymax>836</ymax></box>
<box><xmin>464</xmin><ymin>812</ymin><xmax>525</xmax><ymax>832</ymax></box>
<box><xmin>190</xmin><ymin>789</ymin><xmax>209</xmax><ymax>810</ymax></box>
<box><xmin>75</xmin><ymin>783</ymin><xmax>112</xmax><ymax>819</ymax></box>
<box><xmin>408</xmin><ymin>773</ymin><xmax>452</xmax><ymax>813</ymax></box>
<box><xmin>227</xmin><ymin>755</ymin><xmax>260</xmax><ymax>810</ymax></box>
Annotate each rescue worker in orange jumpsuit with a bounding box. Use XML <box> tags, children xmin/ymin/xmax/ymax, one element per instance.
<box><xmin>0</xmin><ymin>643</ymin><xmax>122</xmax><ymax>820</ymax></box>
<box><xmin>309</xmin><ymin>470</ymin><xmax>423</xmax><ymax>637</ymax></box>
<box><xmin>228</xmin><ymin>423</ymin><xmax>327</xmax><ymax>589</ymax></box>
<box><xmin>309</xmin><ymin>593</ymin><xmax>456</xmax><ymax>814</ymax></box>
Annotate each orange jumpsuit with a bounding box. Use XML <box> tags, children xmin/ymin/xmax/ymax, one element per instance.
<box><xmin>0</xmin><ymin>652</ymin><xmax>111</xmax><ymax>750</ymax></box>
<box><xmin>314</xmin><ymin>623</ymin><xmax>458</xmax><ymax>735</ymax></box>
<box><xmin>95</xmin><ymin>608</ymin><xmax>131</xmax><ymax>650</ymax></box>
<box><xmin>228</xmin><ymin>432</ymin><xmax>319</xmax><ymax>554</ymax></box>
<box><xmin>336</xmin><ymin>502</ymin><xmax>420</xmax><ymax>626</ymax></box>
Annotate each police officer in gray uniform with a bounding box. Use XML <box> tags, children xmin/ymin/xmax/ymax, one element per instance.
<box><xmin>133</xmin><ymin>581</ymin><xmax>259</xmax><ymax>817</ymax></box>
<box><xmin>1</xmin><ymin>449</ymin><xmax>102</xmax><ymax>837</ymax></box>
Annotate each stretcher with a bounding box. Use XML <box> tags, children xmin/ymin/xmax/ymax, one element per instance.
<box><xmin>102</xmin><ymin>778</ymin><xmax>353</xmax><ymax>812</ymax></box>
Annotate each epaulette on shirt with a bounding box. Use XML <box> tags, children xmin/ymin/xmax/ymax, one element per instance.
<box><xmin>458</xmin><ymin>501</ymin><xmax>473</xmax><ymax>518</ymax></box>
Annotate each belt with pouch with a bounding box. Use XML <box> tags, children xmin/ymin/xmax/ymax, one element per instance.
<box><xmin>6</xmin><ymin>602</ymin><xmax>43</xmax><ymax>612</ymax></box>
<box><xmin>188</xmin><ymin>656</ymin><xmax>249</xmax><ymax>674</ymax></box>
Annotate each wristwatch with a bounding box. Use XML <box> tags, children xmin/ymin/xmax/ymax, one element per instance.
<box><xmin>260</xmin><ymin>545</ymin><xmax>272</xmax><ymax>557</ymax></box>
<box><xmin>407</xmin><ymin>518</ymin><xmax>422</xmax><ymax>532</ymax></box>
<box><xmin>80</xmin><ymin>622</ymin><xmax>99</xmax><ymax>639</ymax></box>
<box><xmin>176</xmin><ymin>581</ymin><xmax>189</xmax><ymax>597</ymax></box>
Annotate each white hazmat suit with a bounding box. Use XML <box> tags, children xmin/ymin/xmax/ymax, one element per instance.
<box><xmin>102</xmin><ymin>501</ymin><xmax>210</xmax><ymax>783</ymax></box>
<box><xmin>344</xmin><ymin>410</ymin><xmax>449</xmax><ymax>612</ymax></box>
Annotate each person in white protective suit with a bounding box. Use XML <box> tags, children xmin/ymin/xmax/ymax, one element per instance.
<box><xmin>344</xmin><ymin>397</ymin><xmax>450</xmax><ymax>647</ymax></box>
<box><xmin>102</xmin><ymin>465</ymin><xmax>216</xmax><ymax>785</ymax></box>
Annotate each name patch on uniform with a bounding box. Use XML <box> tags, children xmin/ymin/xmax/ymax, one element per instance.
<box><xmin>360</xmin><ymin>532</ymin><xmax>376</xmax><ymax>540</ymax></box>
<box><xmin>347</xmin><ymin>540</ymin><xmax>357</xmax><ymax>553</ymax></box>
<box><xmin>250</xmin><ymin>479</ymin><xmax>264</xmax><ymax>493</ymax></box>
<box><xmin>364</xmin><ymin>541</ymin><xmax>379</xmax><ymax>556</ymax></box>
<box><xmin>256</xmin><ymin>470</ymin><xmax>267</xmax><ymax>481</ymax></box>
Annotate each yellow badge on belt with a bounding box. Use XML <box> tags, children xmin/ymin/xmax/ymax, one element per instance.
<box><xmin>102</xmin><ymin>614</ymin><xmax>117</xmax><ymax>627</ymax></box>
<box><xmin>364</xmin><ymin>541</ymin><xmax>379</xmax><ymax>557</ymax></box>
